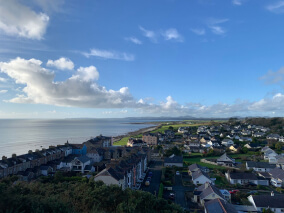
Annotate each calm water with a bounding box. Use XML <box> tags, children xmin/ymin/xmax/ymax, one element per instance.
<box><xmin>0</xmin><ymin>118</ymin><xmax>162</xmax><ymax>157</ymax></box>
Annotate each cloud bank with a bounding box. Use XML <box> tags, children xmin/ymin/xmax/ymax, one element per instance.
<box><xmin>1</xmin><ymin>57</ymin><xmax>284</xmax><ymax>117</ymax></box>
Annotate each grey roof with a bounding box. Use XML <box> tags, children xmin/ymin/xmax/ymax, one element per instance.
<box><xmin>164</xmin><ymin>156</ymin><xmax>183</xmax><ymax>164</ymax></box>
<box><xmin>269</xmin><ymin>168</ymin><xmax>284</xmax><ymax>180</ymax></box>
<box><xmin>250</xmin><ymin>195</ymin><xmax>284</xmax><ymax>208</ymax></box>
<box><xmin>192</xmin><ymin>169</ymin><xmax>211</xmax><ymax>181</ymax></box>
<box><xmin>205</xmin><ymin>199</ymin><xmax>237</xmax><ymax>213</ymax></box>
<box><xmin>246</xmin><ymin>161</ymin><xmax>276</xmax><ymax>169</ymax></box>
<box><xmin>76</xmin><ymin>156</ymin><xmax>90</xmax><ymax>163</ymax></box>
<box><xmin>217</xmin><ymin>153</ymin><xmax>234</xmax><ymax>162</ymax></box>
<box><xmin>229</xmin><ymin>172</ymin><xmax>258</xmax><ymax>180</ymax></box>
<box><xmin>200</xmin><ymin>184</ymin><xmax>224</xmax><ymax>200</ymax></box>
<box><xmin>233</xmin><ymin>205</ymin><xmax>256</xmax><ymax>212</ymax></box>
<box><xmin>188</xmin><ymin>163</ymin><xmax>202</xmax><ymax>171</ymax></box>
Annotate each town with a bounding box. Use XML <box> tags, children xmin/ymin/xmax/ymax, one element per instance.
<box><xmin>1</xmin><ymin>117</ymin><xmax>284</xmax><ymax>212</ymax></box>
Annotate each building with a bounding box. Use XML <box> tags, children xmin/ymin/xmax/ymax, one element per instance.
<box><xmin>142</xmin><ymin>133</ymin><xmax>158</xmax><ymax>145</ymax></box>
<box><xmin>225</xmin><ymin>171</ymin><xmax>269</xmax><ymax>186</ymax></box>
<box><xmin>127</xmin><ymin>138</ymin><xmax>145</xmax><ymax>147</ymax></box>
<box><xmin>192</xmin><ymin>169</ymin><xmax>212</xmax><ymax>185</ymax></box>
<box><xmin>217</xmin><ymin>153</ymin><xmax>235</xmax><ymax>167</ymax></box>
<box><xmin>248</xmin><ymin>193</ymin><xmax>284</xmax><ymax>213</ymax></box>
<box><xmin>188</xmin><ymin>163</ymin><xmax>209</xmax><ymax>175</ymax></box>
<box><xmin>164</xmin><ymin>155</ymin><xmax>183</xmax><ymax>167</ymax></box>
<box><xmin>204</xmin><ymin>199</ymin><xmax>237</xmax><ymax>213</ymax></box>
<box><xmin>269</xmin><ymin>168</ymin><xmax>284</xmax><ymax>187</ymax></box>
<box><xmin>221</xmin><ymin>139</ymin><xmax>234</xmax><ymax>147</ymax></box>
<box><xmin>246</xmin><ymin>161</ymin><xmax>276</xmax><ymax>172</ymax></box>
<box><xmin>194</xmin><ymin>183</ymin><xmax>225</xmax><ymax>206</ymax></box>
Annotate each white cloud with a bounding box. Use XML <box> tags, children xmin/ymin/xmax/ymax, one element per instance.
<box><xmin>139</xmin><ymin>26</ymin><xmax>157</xmax><ymax>42</ymax></box>
<box><xmin>0</xmin><ymin>57</ymin><xmax>136</xmax><ymax>108</ymax></box>
<box><xmin>0</xmin><ymin>0</ymin><xmax>49</xmax><ymax>40</ymax></box>
<box><xmin>260</xmin><ymin>67</ymin><xmax>284</xmax><ymax>85</ymax></box>
<box><xmin>0</xmin><ymin>90</ymin><xmax>7</xmax><ymax>94</ymax></box>
<box><xmin>125</xmin><ymin>37</ymin><xmax>142</xmax><ymax>45</ymax></box>
<box><xmin>82</xmin><ymin>48</ymin><xmax>135</xmax><ymax>61</ymax></box>
<box><xmin>162</xmin><ymin>28</ymin><xmax>183</xmax><ymax>42</ymax></box>
<box><xmin>207</xmin><ymin>18</ymin><xmax>229</xmax><ymax>35</ymax></box>
<box><xmin>191</xmin><ymin>28</ymin><xmax>206</xmax><ymax>35</ymax></box>
<box><xmin>47</xmin><ymin>57</ymin><xmax>74</xmax><ymax>70</ymax></box>
<box><xmin>232</xmin><ymin>0</ymin><xmax>242</xmax><ymax>6</ymax></box>
<box><xmin>267</xmin><ymin>1</ymin><xmax>284</xmax><ymax>13</ymax></box>
<box><xmin>0</xmin><ymin>77</ymin><xmax>7</xmax><ymax>82</ymax></box>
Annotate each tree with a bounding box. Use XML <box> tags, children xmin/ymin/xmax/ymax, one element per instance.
<box><xmin>275</xmin><ymin>142</ymin><xmax>283</xmax><ymax>151</ymax></box>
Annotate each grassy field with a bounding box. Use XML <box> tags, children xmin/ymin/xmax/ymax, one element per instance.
<box><xmin>113</xmin><ymin>136</ymin><xmax>130</xmax><ymax>146</ymax></box>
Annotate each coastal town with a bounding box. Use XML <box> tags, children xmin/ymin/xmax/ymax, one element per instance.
<box><xmin>1</xmin><ymin>118</ymin><xmax>284</xmax><ymax>212</ymax></box>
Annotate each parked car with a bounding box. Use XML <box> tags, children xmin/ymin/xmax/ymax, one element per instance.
<box><xmin>145</xmin><ymin>181</ymin><xmax>150</xmax><ymax>186</ymax></box>
<box><xmin>147</xmin><ymin>177</ymin><xmax>151</xmax><ymax>181</ymax></box>
<box><xmin>248</xmin><ymin>190</ymin><xmax>257</xmax><ymax>194</ymax></box>
<box><xmin>229</xmin><ymin>190</ymin><xmax>240</xmax><ymax>194</ymax></box>
<box><xmin>176</xmin><ymin>171</ymin><xmax>180</xmax><ymax>175</ymax></box>
<box><xmin>169</xmin><ymin>193</ymin><xmax>175</xmax><ymax>200</ymax></box>
<box><xmin>148</xmin><ymin>171</ymin><xmax>153</xmax><ymax>177</ymax></box>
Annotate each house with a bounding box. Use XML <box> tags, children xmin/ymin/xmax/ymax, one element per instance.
<box><xmin>239</xmin><ymin>137</ymin><xmax>252</xmax><ymax>142</ymax></box>
<box><xmin>267</xmin><ymin>134</ymin><xmax>280</xmax><ymax>140</ymax></box>
<box><xmin>86</xmin><ymin>148</ymin><xmax>103</xmax><ymax>163</ymax></box>
<box><xmin>248</xmin><ymin>193</ymin><xmax>284</xmax><ymax>213</ymax></box>
<box><xmin>225</xmin><ymin>171</ymin><xmax>269</xmax><ymax>186</ymax></box>
<box><xmin>164</xmin><ymin>155</ymin><xmax>183</xmax><ymax>167</ymax></box>
<box><xmin>263</xmin><ymin>148</ymin><xmax>277</xmax><ymax>161</ymax></box>
<box><xmin>252</xmin><ymin>132</ymin><xmax>265</xmax><ymax>138</ymax></box>
<box><xmin>192</xmin><ymin>169</ymin><xmax>212</xmax><ymax>185</ymax></box>
<box><xmin>204</xmin><ymin>199</ymin><xmax>237</xmax><ymax>213</ymax></box>
<box><xmin>269</xmin><ymin>168</ymin><xmax>284</xmax><ymax>187</ymax></box>
<box><xmin>94</xmin><ymin>167</ymin><xmax>125</xmax><ymax>189</ymax></box>
<box><xmin>188</xmin><ymin>163</ymin><xmax>209</xmax><ymax>175</ymax></box>
<box><xmin>244</xmin><ymin>143</ymin><xmax>261</xmax><ymax>150</ymax></box>
<box><xmin>241</xmin><ymin>130</ymin><xmax>251</xmax><ymax>136</ymax></box>
<box><xmin>221</xmin><ymin>139</ymin><xmax>234</xmax><ymax>147</ymax></box>
<box><xmin>127</xmin><ymin>138</ymin><xmax>145</xmax><ymax>147</ymax></box>
<box><xmin>246</xmin><ymin>161</ymin><xmax>276</xmax><ymax>172</ymax></box>
<box><xmin>85</xmin><ymin>135</ymin><xmax>113</xmax><ymax>148</ymax></box>
<box><xmin>142</xmin><ymin>133</ymin><xmax>158</xmax><ymax>145</ymax></box>
<box><xmin>217</xmin><ymin>153</ymin><xmax>235</xmax><ymax>167</ymax></box>
<box><xmin>229</xmin><ymin>145</ymin><xmax>239</xmax><ymax>153</ymax></box>
<box><xmin>193</xmin><ymin>183</ymin><xmax>225</xmax><ymax>206</ymax></box>
<box><xmin>39</xmin><ymin>165</ymin><xmax>53</xmax><ymax>176</ymax></box>
<box><xmin>279</xmin><ymin>136</ymin><xmax>284</xmax><ymax>142</ymax></box>
<box><xmin>71</xmin><ymin>156</ymin><xmax>92</xmax><ymax>173</ymax></box>
<box><xmin>70</xmin><ymin>144</ymin><xmax>87</xmax><ymax>155</ymax></box>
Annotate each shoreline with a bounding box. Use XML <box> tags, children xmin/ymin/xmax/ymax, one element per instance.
<box><xmin>112</xmin><ymin>123</ymin><xmax>162</xmax><ymax>143</ymax></box>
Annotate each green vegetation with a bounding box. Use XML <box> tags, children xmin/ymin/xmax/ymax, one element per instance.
<box><xmin>113</xmin><ymin>136</ymin><xmax>130</xmax><ymax>145</ymax></box>
<box><xmin>158</xmin><ymin>183</ymin><xmax>164</xmax><ymax>198</ymax></box>
<box><xmin>0</xmin><ymin>176</ymin><xmax>183</xmax><ymax>213</ymax></box>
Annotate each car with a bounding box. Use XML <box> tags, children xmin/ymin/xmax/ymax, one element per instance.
<box><xmin>148</xmin><ymin>171</ymin><xmax>153</xmax><ymax>177</ymax></box>
<box><xmin>145</xmin><ymin>181</ymin><xmax>150</xmax><ymax>186</ymax></box>
<box><xmin>147</xmin><ymin>177</ymin><xmax>151</xmax><ymax>181</ymax></box>
<box><xmin>176</xmin><ymin>171</ymin><xmax>180</xmax><ymax>175</ymax></box>
<box><xmin>248</xmin><ymin>190</ymin><xmax>257</xmax><ymax>194</ymax></box>
<box><xmin>169</xmin><ymin>193</ymin><xmax>175</xmax><ymax>200</ymax></box>
<box><xmin>229</xmin><ymin>190</ymin><xmax>240</xmax><ymax>194</ymax></box>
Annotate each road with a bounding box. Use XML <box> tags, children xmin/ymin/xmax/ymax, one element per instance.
<box><xmin>141</xmin><ymin>158</ymin><xmax>163</xmax><ymax>196</ymax></box>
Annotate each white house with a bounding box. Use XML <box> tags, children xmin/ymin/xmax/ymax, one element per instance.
<box><xmin>269</xmin><ymin>168</ymin><xmax>284</xmax><ymax>187</ymax></box>
<box><xmin>221</xmin><ymin>139</ymin><xmax>234</xmax><ymax>147</ymax></box>
<box><xmin>192</xmin><ymin>169</ymin><xmax>213</xmax><ymax>185</ymax></box>
<box><xmin>246</xmin><ymin>161</ymin><xmax>276</xmax><ymax>172</ymax></box>
<box><xmin>225</xmin><ymin>171</ymin><xmax>269</xmax><ymax>186</ymax></box>
<box><xmin>248</xmin><ymin>193</ymin><xmax>284</xmax><ymax>213</ymax></box>
<box><xmin>71</xmin><ymin>156</ymin><xmax>92</xmax><ymax>173</ymax></box>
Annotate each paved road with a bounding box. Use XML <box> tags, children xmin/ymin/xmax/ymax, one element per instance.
<box><xmin>141</xmin><ymin>158</ymin><xmax>163</xmax><ymax>196</ymax></box>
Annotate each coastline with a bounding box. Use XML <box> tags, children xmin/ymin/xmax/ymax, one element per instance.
<box><xmin>112</xmin><ymin>123</ymin><xmax>162</xmax><ymax>143</ymax></box>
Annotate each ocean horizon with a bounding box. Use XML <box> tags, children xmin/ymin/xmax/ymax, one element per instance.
<box><xmin>0</xmin><ymin>118</ymin><xmax>171</xmax><ymax>158</ymax></box>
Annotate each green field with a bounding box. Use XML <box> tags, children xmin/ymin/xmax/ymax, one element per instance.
<box><xmin>113</xmin><ymin>136</ymin><xmax>130</xmax><ymax>146</ymax></box>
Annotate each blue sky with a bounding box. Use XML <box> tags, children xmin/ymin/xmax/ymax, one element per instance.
<box><xmin>1</xmin><ymin>0</ymin><xmax>284</xmax><ymax>118</ymax></box>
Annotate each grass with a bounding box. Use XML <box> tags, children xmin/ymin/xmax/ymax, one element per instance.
<box><xmin>113</xmin><ymin>136</ymin><xmax>129</xmax><ymax>146</ymax></box>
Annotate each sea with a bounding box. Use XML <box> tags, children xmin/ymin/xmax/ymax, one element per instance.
<box><xmin>0</xmin><ymin>118</ymin><xmax>177</xmax><ymax>158</ymax></box>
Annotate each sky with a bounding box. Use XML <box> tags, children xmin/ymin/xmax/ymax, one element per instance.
<box><xmin>1</xmin><ymin>0</ymin><xmax>284</xmax><ymax>118</ymax></box>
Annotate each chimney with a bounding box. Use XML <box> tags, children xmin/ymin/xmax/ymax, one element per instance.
<box><xmin>49</xmin><ymin>146</ymin><xmax>55</xmax><ymax>149</ymax></box>
<box><xmin>271</xmin><ymin>191</ymin><xmax>274</xmax><ymax>196</ymax></box>
<box><xmin>28</xmin><ymin>150</ymin><xmax>33</xmax><ymax>154</ymax></box>
<box><xmin>35</xmin><ymin>149</ymin><xmax>40</xmax><ymax>152</ymax></box>
<box><xmin>12</xmin><ymin>153</ymin><xmax>16</xmax><ymax>158</ymax></box>
<box><xmin>205</xmin><ymin>182</ymin><xmax>210</xmax><ymax>189</ymax></box>
<box><xmin>2</xmin><ymin>156</ymin><xmax>7</xmax><ymax>160</ymax></box>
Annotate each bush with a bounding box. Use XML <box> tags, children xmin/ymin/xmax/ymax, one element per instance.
<box><xmin>158</xmin><ymin>183</ymin><xmax>164</xmax><ymax>198</ymax></box>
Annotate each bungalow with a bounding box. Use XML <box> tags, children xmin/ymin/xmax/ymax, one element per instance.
<box><xmin>244</xmin><ymin>143</ymin><xmax>261</xmax><ymax>150</ymax></box>
<box><xmin>225</xmin><ymin>171</ymin><xmax>269</xmax><ymax>186</ymax></box>
<box><xmin>229</xmin><ymin>145</ymin><xmax>239</xmax><ymax>153</ymax></box>
<box><xmin>267</xmin><ymin>134</ymin><xmax>280</xmax><ymax>140</ymax></box>
<box><xmin>192</xmin><ymin>169</ymin><xmax>213</xmax><ymax>185</ymax></box>
<box><xmin>217</xmin><ymin>153</ymin><xmax>235</xmax><ymax>167</ymax></box>
<box><xmin>204</xmin><ymin>199</ymin><xmax>237</xmax><ymax>213</ymax></box>
<box><xmin>239</xmin><ymin>137</ymin><xmax>252</xmax><ymax>142</ymax></box>
<box><xmin>252</xmin><ymin>132</ymin><xmax>265</xmax><ymax>138</ymax></box>
<box><xmin>164</xmin><ymin>155</ymin><xmax>183</xmax><ymax>167</ymax></box>
<box><xmin>248</xmin><ymin>193</ymin><xmax>284</xmax><ymax>213</ymax></box>
<box><xmin>221</xmin><ymin>139</ymin><xmax>234</xmax><ymax>147</ymax></box>
<box><xmin>246</xmin><ymin>161</ymin><xmax>276</xmax><ymax>172</ymax></box>
<box><xmin>269</xmin><ymin>168</ymin><xmax>284</xmax><ymax>187</ymax></box>
<box><xmin>193</xmin><ymin>183</ymin><xmax>225</xmax><ymax>206</ymax></box>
